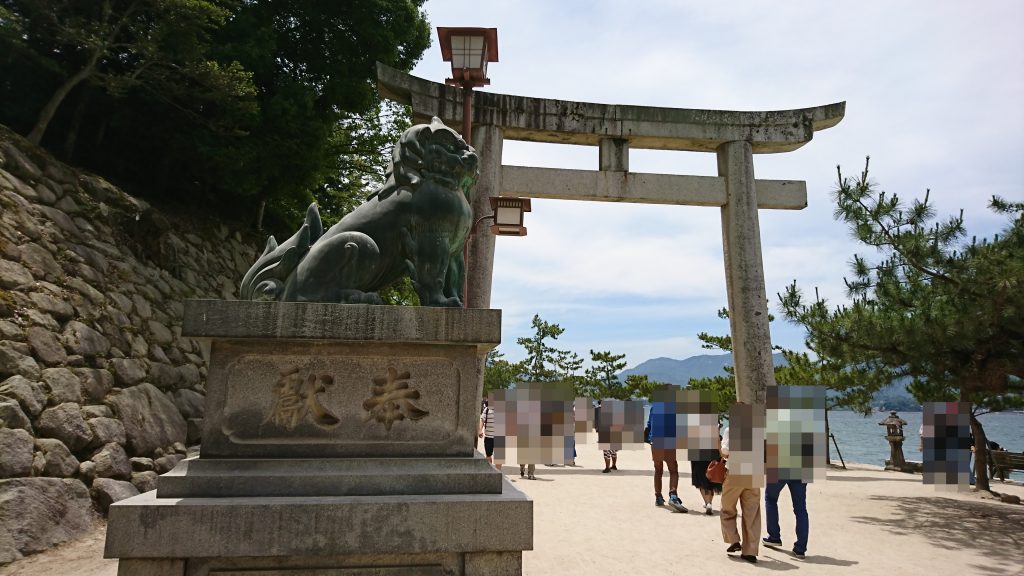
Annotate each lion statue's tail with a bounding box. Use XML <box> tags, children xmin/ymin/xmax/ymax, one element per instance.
<box><xmin>239</xmin><ymin>203</ymin><xmax>324</xmax><ymax>300</ymax></box>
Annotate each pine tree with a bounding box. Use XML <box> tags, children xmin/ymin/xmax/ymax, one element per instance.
<box><xmin>780</xmin><ymin>159</ymin><xmax>1024</xmax><ymax>491</ymax></box>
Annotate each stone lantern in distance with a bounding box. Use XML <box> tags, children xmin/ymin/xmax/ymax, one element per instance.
<box><xmin>879</xmin><ymin>410</ymin><xmax>909</xmax><ymax>472</ymax></box>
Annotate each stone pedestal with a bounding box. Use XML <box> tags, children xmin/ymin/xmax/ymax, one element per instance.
<box><xmin>104</xmin><ymin>300</ymin><xmax>532</xmax><ymax>575</ymax></box>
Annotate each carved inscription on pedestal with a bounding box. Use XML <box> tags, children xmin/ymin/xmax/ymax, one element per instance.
<box><xmin>363</xmin><ymin>367</ymin><xmax>430</xmax><ymax>431</ymax></box>
<box><xmin>264</xmin><ymin>367</ymin><xmax>341</xmax><ymax>431</ymax></box>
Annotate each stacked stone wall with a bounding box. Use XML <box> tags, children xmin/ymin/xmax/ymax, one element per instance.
<box><xmin>0</xmin><ymin>126</ymin><xmax>258</xmax><ymax>563</ymax></box>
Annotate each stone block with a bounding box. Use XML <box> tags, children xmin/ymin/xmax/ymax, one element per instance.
<box><xmin>92</xmin><ymin>443</ymin><xmax>131</xmax><ymax>480</ymax></box>
<box><xmin>41</xmin><ymin>367</ymin><xmax>83</xmax><ymax>405</ymax></box>
<box><xmin>91</xmin><ymin>478</ymin><xmax>139</xmax><ymax>514</ymax></box>
<box><xmin>169</xmin><ymin>388</ymin><xmax>204</xmax><ymax>419</ymax></box>
<box><xmin>0</xmin><ymin>259</ymin><xmax>33</xmax><ymax>289</ymax></box>
<box><xmin>0</xmin><ymin>478</ymin><xmax>94</xmax><ymax>563</ymax></box>
<box><xmin>0</xmin><ymin>342</ymin><xmax>41</xmax><ymax>381</ymax></box>
<box><xmin>87</xmin><ymin>417</ymin><xmax>126</xmax><ymax>448</ymax></box>
<box><xmin>106</xmin><ymin>383</ymin><xmax>186</xmax><ymax>455</ymax></box>
<box><xmin>129</xmin><ymin>471</ymin><xmax>159</xmax><ymax>494</ymax></box>
<box><xmin>106</xmin><ymin>478</ymin><xmax>532</xmax><ymax>558</ymax></box>
<box><xmin>157</xmin><ymin>456</ymin><xmax>502</xmax><ymax>498</ymax></box>
<box><xmin>0</xmin><ymin>400</ymin><xmax>31</xmax><ymax>432</ymax></box>
<box><xmin>35</xmin><ymin>438</ymin><xmax>79</xmax><ymax>477</ymax></box>
<box><xmin>0</xmin><ymin>374</ymin><xmax>46</xmax><ymax>416</ymax></box>
<box><xmin>36</xmin><ymin>402</ymin><xmax>93</xmax><ymax>451</ymax></box>
<box><xmin>109</xmin><ymin>358</ymin><xmax>147</xmax><ymax>387</ymax></box>
<box><xmin>0</xmin><ymin>428</ymin><xmax>34</xmax><ymax>477</ymax></box>
<box><xmin>63</xmin><ymin>320</ymin><xmax>111</xmax><ymax>357</ymax></box>
<box><xmin>27</xmin><ymin>327</ymin><xmax>68</xmax><ymax>367</ymax></box>
<box><xmin>73</xmin><ymin>367</ymin><xmax>114</xmax><ymax>402</ymax></box>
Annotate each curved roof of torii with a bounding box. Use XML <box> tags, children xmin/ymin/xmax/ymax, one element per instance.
<box><xmin>377</xmin><ymin>62</ymin><xmax>845</xmax><ymax>154</ymax></box>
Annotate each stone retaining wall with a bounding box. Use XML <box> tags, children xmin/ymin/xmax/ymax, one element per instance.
<box><xmin>0</xmin><ymin>126</ymin><xmax>258</xmax><ymax>563</ymax></box>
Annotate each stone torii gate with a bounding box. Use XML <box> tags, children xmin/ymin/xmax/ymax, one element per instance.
<box><xmin>377</xmin><ymin>63</ymin><xmax>845</xmax><ymax>406</ymax></box>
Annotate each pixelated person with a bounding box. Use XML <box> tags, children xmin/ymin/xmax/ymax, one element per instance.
<box><xmin>479</xmin><ymin>399</ymin><xmax>501</xmax><ymax>470</ymax></box>
<box><xmin>265</xmin><ymin>368</ymin><xmax>340</xmax><ymax>431</ymax></box>
<box><xmin>646</xmin><ymin>392</ymin><xmax>685</xmax><ymax>510</ymax></box>
<box><xmin>720</xmin><ymin>402</ymin><xmax>762</xmax><ymax>564</ymax></box>
<box><xmin>762</xmin><ymin>386</ymin><xmax>825</xmax><ymax>560</ymax></box>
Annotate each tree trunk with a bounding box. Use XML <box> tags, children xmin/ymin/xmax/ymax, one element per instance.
<box><xmin>970</xmin><ymin>412</ymin><xmax>991</xmax><ymax>492</ymax></box>
<box><xmin>62</xmin><ymin>93</ymin><xmax>90</xmax><ymax>160</ymax></box>
<box><xmin>28</xmin><ymin>64</ymin><xmax>96</xmax><ymax>145</ymax></box>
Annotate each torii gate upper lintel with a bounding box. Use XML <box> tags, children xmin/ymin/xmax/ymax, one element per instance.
<box><xmin>377</xmin><ymin>63</ymin><xmax>846</xmax><ymax>406</ymax></box>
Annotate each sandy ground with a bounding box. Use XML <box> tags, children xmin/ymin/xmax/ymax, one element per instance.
<box><xmin>3</xmin><ymin>441</ymin><xmax>1023</xmax><ymax>576</ymax></box>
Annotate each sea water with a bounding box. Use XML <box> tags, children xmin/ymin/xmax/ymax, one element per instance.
<box><xmin>827</xmin><ymin>409</ymin><xmax>1024</xmax><ymax>481</ymax></box>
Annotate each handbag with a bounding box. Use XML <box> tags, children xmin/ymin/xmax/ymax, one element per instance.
<box><xmin>706</xmin><ymin>458</ymin><xmax>727</xmax><ymax>484</ymax></box>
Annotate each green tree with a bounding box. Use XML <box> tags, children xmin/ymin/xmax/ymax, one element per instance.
<box><xmin>482</xmin><ymin>349</ymin><xmax>525</xmax><ymax>397</ymax></box>
<box><xmin>688</xmin><ymin>307</ymin><xmax>893</xmax><ymax>463</ymax></box>
<box><xmin>780</xmin><ymin>159</ymin><xmax>1024</xmax><ymax>491</ymax></box>
<box><xmin>582</xmin><ymin>350</ymin><xmax>627</xmax><ymax>399</ymax></box>
<box><xmin>0</xmin><ymin>0</ymin><xmax>252</xmax><ymax>145</ymax></box>
<box><xmin>517</xmin><ymin>314</ymin><xmax>568</xmax><ymax>383</ymax></box>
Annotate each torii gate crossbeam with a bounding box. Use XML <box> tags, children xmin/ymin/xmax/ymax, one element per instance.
<box><xmin>377</xmin><ymin>63</ymin><xmax>845</xmax><ymax>406</ymax></box>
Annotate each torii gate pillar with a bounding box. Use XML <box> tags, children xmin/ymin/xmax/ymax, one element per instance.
<box><xmin>718</xmin><ymin>140</ymin><xmax>774</xmax><ymax>405</ymax></box>
<box><xmin>377</xmin><ymin>62</ymin><xmax>844</xmax><ymax>407</ymax></box>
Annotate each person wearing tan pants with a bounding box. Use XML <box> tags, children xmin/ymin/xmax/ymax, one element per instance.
<box><xmin>719</xmin><ymin>425</ymin><xmax>761</xmax><ymax>563</ymax></box>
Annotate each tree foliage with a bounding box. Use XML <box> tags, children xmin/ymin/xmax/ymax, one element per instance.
<box><xmin>779</xmin><ymin>159</ymin><xmax>1024</xmax><ymax>490</ymax></box>
<box><xmin>0</xmin><ymin>0</ymin><xmax>431</xmax><ymax>233</ymax></box>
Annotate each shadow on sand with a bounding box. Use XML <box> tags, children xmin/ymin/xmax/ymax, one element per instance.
<box><xmin>849</xmin><ymin>494</ymin><xmax>1024</xmax><ymax>576</ymax></box>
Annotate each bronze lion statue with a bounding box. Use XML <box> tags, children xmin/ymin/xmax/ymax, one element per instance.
<box><xmin>240</xmin><ymin>117</ymin><xmax>479</xmax><ymax>307</ymax></box>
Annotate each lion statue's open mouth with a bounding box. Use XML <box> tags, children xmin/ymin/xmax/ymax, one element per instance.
<box><xmin>240</xmin><ymin>117</ymin><xmax>479</xmax><ymax>307</ymax></box>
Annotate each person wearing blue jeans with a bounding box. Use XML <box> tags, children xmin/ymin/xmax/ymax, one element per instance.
<box><xmin>762</xmin><ymin>479</ymin><xmax>808</xmax><ymax>558</ymax></box>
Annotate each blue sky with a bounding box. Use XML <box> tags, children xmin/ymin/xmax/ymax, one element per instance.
<box><xmin>410</xmin><ymin>1</ymin><xmax>1024</xmax><ymax>369</ymax></box>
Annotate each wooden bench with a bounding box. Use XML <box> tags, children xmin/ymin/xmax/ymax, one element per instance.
<box><xmin>988</xmin><ymin>449</ymin><xmax>1024</xmax><ymax>481</ymax></box>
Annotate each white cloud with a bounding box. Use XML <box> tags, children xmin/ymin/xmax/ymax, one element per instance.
<box><xmin>414</xmin><ymin>0</ymin><xmax>1024</xmax><ymax>368</ymax></box>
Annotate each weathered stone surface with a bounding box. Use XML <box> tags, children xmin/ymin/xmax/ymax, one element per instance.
<box><xmin>17</xmin><ymin>243</ymin><xmax>63</xmax><ymax>280</ymax></box>
<box><xmin>128</xmin><ymin>333</ymin><xmax>148</xmax><ymax>359</ymax></box>
<box><xmin>35</xmin><ymin>438</ymin><xmax>79</xmax><ymax>477</ymax></box>
<box><xmin>177</xmin><ymin>363</ymin><xmax>201</xmax><ymax>387</ymax></box>
<box><xmin>0</xmin><ymin>259</ymin><xmax>32</xmax><ymax>289</ymax></box>
<box><xmin>147</xmin><ymin>320</ymin><xmax>173</xmax><ymax>345</ymax></box>
<box><xmin>131</xmin><ymin>294</ymin><xmax>152</xmax><ymax>319</ymax></box>
<box><xmin>32</xmin><ymin>183</ymin><xmax>57</xmax><ymax>205</ymax></box>
<box><xmin>0</xmin><ymin>320</ymin><xmax>23</xmax><ymax>341</ymax></box>
<box><xmin>0</xmin><ymin>428</ymin><xmax>34</xmax><ymax>477</ymax></box>
<box><xmin>36</xmin><ymin>402</ymin><xmax>93</xmax><ymax>451</ymax></box>
<box><xmin>21</xmin><ymin>308</ymin><xmax>58</xmax><ymax>331</ymax></box>
<box><xmin>36</xmin><ymin>205</ymin><xmax>80</xmax><ymax>239</ymax></box>
<box><xmin>28</xmin><ymin>292</ymin><xmax>74</xmax><ymax>321</ymax></box>
<box><xmin>65</xmin><ymin>276</ymin><xmax>105</xmax><ymax>305</ymax></box>
<box><xmin>81</xmin><ymin>404</ymin><xmax>113</xmax><ymax>419</ymax></box>
<box><xmin>109</xmin><ymin>358</ymin><xmax>147</xmax><ymax>387</ymax></box>
<box><xmin>0</xmin><ymin>400</ymin><xmax>31</xmax><ymax>432</ymax></box>
<box><xmin>72</xmin><ymin>367</ymin><xmax>113</xmax><ymax>402</ymax></box>
<box><xmin>148</xmin><ymin>362</ymin><xmax>181</xmax><ymax>390</ymax></box>
<box><xmin>129</xmin><ymin>457</ymin><xmax>154</xmax><ymax>472</ymax></box>
<box><xmin>130</xmin><ymin>471</ymin><xmax>159</xmax><ymax>494</ymax></box>
<box><xmin>107</xmin><ymin>292</ymin><xmax>132</xmax><ymax>314</ymax></box>
<box><xmin>0</xmin><ymin>342</ymin><xmax>41</xmax><ymax>380</ymax></box>
<box><xmin>91</xmin><ymin>442</ymin><xmax>130</xmax><ymax>480</ymax></box>
<box><xmin>25</xmin><ymin>327</ymin><xmax>67</xmax><ymax>367</ymax></box>
<box><xmin>106</xmin><ymin>383</ymin><xmax>186</xmax><ymax>455</ymax></box>
<box><xmin>87</xmin><ymin>416</ymin><xmax>126</xmax><ymax>448</ymax></box>
<box><xmin>169</xmin><ymin>388</ymin><xmax>204</xmax><ymax>419</ymax></box>
<box><xmin>78</xmin><ymin>460</ymin><xmax>95</xmax><ymax>484</ymax></box>
<box><xmin>153</xmin><ymin>453</ymin><xmax>183</xmax><ymax>474</ymax></box>
<box><xmin>62</xmin><ymin>321</ymin><xmax>110</xmax><ymax>357</ymax></box>
<box><xmin>40</xmin><ymin>367</ymin><xmax>83</xmax><ymax>405</ymax></box>
<box><xmin>91</xmin><ymin>477</ymin><xmax>139</xmax><ymax>513</ymax></box>
<box><xmin>0</xmin><ymin>374</ymin><xmax>46</xmax><ymax>416</ymax></box>
<box><xmin>54</xmin><ymin>194</ymin><xmax>80</xmax><ymax>214</ymax></box>
<box><xmin>148</xmin><ymin>344</ymin><xmax>170</xmax><ymax>364</ymax></box>
<box><xmin>0</xmin><ymin>478</ymin><xmax>94</xmax><ymax>563</ymax></box>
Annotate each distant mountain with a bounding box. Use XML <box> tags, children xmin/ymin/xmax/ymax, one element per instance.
<box><xmin>620</xmin><ymin>353</ymin><xmax>919</xmax><ymax>409</ymax></box>
<box><xmin>619</xmin><ymin>352</ymin><xmax>787</xmax><ymax>386</ymax></box>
